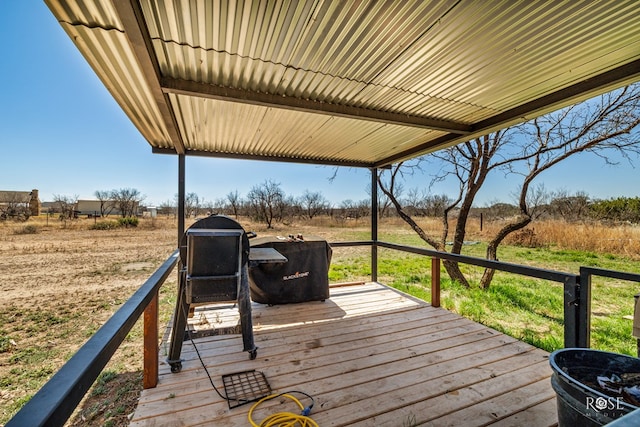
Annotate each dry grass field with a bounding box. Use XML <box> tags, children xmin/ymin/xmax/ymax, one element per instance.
<box><xmin>0</xmin><ymin>217</ymin><xmax>178</xmax><ymax>426</ymax></box>
<box><xmin>1</xmin><ymin>215</ymin><xmax>639</xmax><ymax>426</ymax></box>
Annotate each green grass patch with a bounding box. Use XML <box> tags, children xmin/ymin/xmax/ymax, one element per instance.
<box><xmin>0</xmin><ymin>334</ymin><xmax>13</xmax><ymax>353</ymax></box>
<box><xmin>91</xmin><ymin>370</ymin><xmax>118</xmax><ymax>396</ymax></box>
<box><xmin>329</xmin><ymin>241</ymin><xmax>639</xmax><ymax>355</ymax></box>
<box><xmin>1</xmin><ymin>365</ymin><xmax>55</xmax><ymax>390</ymax></box>
<box><xmin>4</xmin><ymin>394</ymin><xmax>34</xmax><ymax>421</ymax></box>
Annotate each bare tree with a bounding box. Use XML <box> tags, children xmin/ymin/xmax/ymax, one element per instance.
<box><xmin>338</xmin><ymin>199</ymin><xmax>369</xmax><ymax>224</ymax></box>
<box><xmin>158</xmin><ymin>199</ymin><xmax>176</xmax><ymax>218</ymax></box>
<box><xmin>94</xmin><ymin>190</ymin><xmax>115</xmax><ymax>217</ymax></box>
<box><xmin>299</xmin><ymin>190</ymin><xmax>328</xmax><ymax>219</ymax></box>
<box><xmin>0</xmin><ymin>192</ymin><xmax>31</xmax><ymax>221</ymax></box>
<box><xmin>277</xmin><ymin>195</ymin><xmax>298</xmax><ymax>223</ymax></box>
<box><xmin>479</xmin><ymin>201</ymin><xmax>519</xmax><ymax>220</ymax></box>
<box><xmin>403</xmin><ymin>190</ymin><xmax>452</xmax><ymax>217</ymax></box>
<box><xmin>247</xmin><ymin>180</ymin><xmax>284</xmax><ymax>228</ymax></box>
<box><xmin>403</xmin><ymin>187</ymin><xmax>427</xmax><ymax>216</ymax></box>
<box><xmin>53</xmin><ymin>194</ymin><xmax>78</xmax><ymax>226</ymax></box>
<box><xmin>111</xmin><ymin>188</ymin><xmax>144</xmax><ymax>217</ymax></box>
<box><xmin>226</xmin><ymin>190</ymin><xmax>242</xmax><ymax>218</ymax></box>
<box><xmin>366</xmin><ymin>181</ymin><xmax>397</xmax><ymax>218</ymax></box>
<box><xmin>380</xmin><ymin>84</ymin><xmax>640</xmax><ymax>289</ymax></box>
<box><xmin>184</xmin><ymin>192</ymin><xmax>201</xmax><ymax>218</ymax></box>
<box><xmin>203</xmin><ymin>198</ymin><xmax>224</xmax><ymax>215</ymax></box>
<box><xmin>337</xmin><ymin>199</ymin><xmax>354</xmax><ymax>223</ymax></box>
<box><xmin>425</xmin><ymin>194</ymin><xmax>453</xmax><ymax>218</ymax></box>
<box><xmin>0</xmin><ymin>193</ymin><xmax>32</xmax><ymax>222</ymax></box>
<box><xmin>547</xmin><ymin>190</ymin><xmax>591</xmax><ymax>222</ymax></box>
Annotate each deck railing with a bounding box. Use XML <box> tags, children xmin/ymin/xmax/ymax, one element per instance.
<box><xmin>333</xmin><ymin>240</ymin><xmax>640</xmax><ymax>349</ymax></box>
<box><xmin>5</xmin><ymin>250</ymin><xmax>179</xmax><ymax>427</ymax></box>
<box><xmin>6</xmin><ymin>241</ymin><xmax>640</xmax><ymax>427</ymax></box>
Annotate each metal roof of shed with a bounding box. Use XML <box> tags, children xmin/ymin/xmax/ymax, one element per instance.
<box><xmin>46</xmin><ymin>0</ymin><xmax>640</xmax><ymax>168</ymax></box>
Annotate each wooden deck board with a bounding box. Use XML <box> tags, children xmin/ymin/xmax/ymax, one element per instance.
<box><xmin>131</xmin><ymin>283</ymin><xmax>558</xmax><ymax>426</ymax></box>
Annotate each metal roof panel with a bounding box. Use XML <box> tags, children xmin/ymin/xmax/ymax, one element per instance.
<box><xmin>46</xmin><ymin>0</ymin><xmax>640</xmax><ymax>166</ymax></box>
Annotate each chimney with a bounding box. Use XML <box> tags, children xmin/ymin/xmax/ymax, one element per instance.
<box><xmin>29</xmin><ymin>189</ymin><xmax>41</xmax><ymax>217</ymax></box>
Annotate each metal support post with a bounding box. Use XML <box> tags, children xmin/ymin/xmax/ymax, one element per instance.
<box><xmin>371</xmin><ymin>167</ymin><xmax>378</xmax><ymax>282</ymax></box>
<box><xmin>563</xmin><ymin>274</ymin><xmax>589</xmax><ymax>348</ymax></box>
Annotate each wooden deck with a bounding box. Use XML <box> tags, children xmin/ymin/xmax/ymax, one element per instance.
<box><xmin>131</xmin><ymin>283</ymin><xmax>558</xmax><ymax>426</ymax></box>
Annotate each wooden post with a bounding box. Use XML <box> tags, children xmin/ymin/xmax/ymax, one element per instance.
<box><xmin>143</xmin><ymin>291</ymin><xmax>159</xmax><ymax>389</ymax></box>
<box><xmin>634</xmin><ymin>293</ymin><xmax>640</xmax><ymax>357</ymax></box>
<box><xmin>431</xmin><ymin>257</ymin><xmax>441</xmax><ymax>307</ymax></box>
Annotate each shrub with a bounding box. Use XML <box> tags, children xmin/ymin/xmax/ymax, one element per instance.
<box><xmin>118</xmin><ymin>217</ymin><xmax>139</xmax><ymax>227</ymax></box>
<box><xmin>14</xmin><ymin>225</ymin><xmax>38</xmax><ymax>235</ymax></box>
<box><xmin>90</xmin><ymin>217</ymin><xmax>139</xmax><ymax>229</ymax></box>
<box><xmin>505</xmin><ymin>228</ymin><xmax>543</xmax><ymax>248</ymax></box>
<box><xmin>0</xmin><ymin>335</ymin><xmax>14</xmax><ymax>353</ymax></box>
<box><xmin>91</xmin><ymin>221</ymin><xmax>120</xmax><ymax>230</ymax></box>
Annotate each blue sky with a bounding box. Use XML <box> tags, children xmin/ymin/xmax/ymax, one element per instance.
<box><xmin>1</xmin><ymin>2</ymin><xmax>638</xmax><ymax>208</ymax></box>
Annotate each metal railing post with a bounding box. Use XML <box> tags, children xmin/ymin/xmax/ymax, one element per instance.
<box><xmin>563</xmin><ymin>274</ymin><xmax>585</xmax><ymax>348</ymax></box>
<box><xmin>578</xmin><ymin>268</ymin><xmax>592</xmax><ymax>348</ymax></box>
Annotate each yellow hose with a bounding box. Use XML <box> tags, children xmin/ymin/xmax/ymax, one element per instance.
<box><xmin>248</xmin><ymin>393</ymin><xmax>319</xmax><ymax>427</ymax></box>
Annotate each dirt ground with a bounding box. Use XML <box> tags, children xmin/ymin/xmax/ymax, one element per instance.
<box><xmin>0</xmin><ymin>217</ymin><xmax>179</xmax><ymax>426</ymax></box>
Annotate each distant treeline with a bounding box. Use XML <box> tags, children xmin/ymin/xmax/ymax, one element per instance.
<box><xmin>588</xmin><ymin>197</ymin><xmax>640</xmax><ymax>223</ymax></box>
<box><xmin>465</xmin><ymin>196</ymin><xmax>640</xmax><ymax>224</ymax></box>
<box><xmin>153</xmin><ymin>180</ymin><xmax>640</xmax><ymax>226</ymax></box>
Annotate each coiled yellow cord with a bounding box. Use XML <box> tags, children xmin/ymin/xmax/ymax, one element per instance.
<box><xmin>248</xmin><ymin>393</ymin><xmax>319</xmax><ymax>427</ymax></box>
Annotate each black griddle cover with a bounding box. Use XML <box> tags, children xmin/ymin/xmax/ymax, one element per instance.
<box><xmin>248</xmin><ymin>236</ymin><xmax>331</xmax><ymax>304</ymax></box>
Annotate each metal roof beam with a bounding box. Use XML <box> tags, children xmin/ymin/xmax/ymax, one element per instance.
<box><xmin>375</xmin><ymin>59</ymin><xmax>640</xmax><ymax>167</ymax></box>
<box><xmin>374</xmin><ymin>134</ymin><xmax>460</xmax><ymax>167</ymax></box>
<box><xmin>160</xmin><ymin>77</ymin><xmax>472</xmax><ymax>135</ymax></box>
<box><xmin>471</xmin><ymin>59</ymin><xmax>640</xmax><ymax>133</ymax></box>
<box><xmin>152</xmin><ymin>147</ymin><xmax>374</xmax><ymax>168</ymax></box>
<box><xmin>112</xmin><ymin>0</ymin><xmax>186</xmax><ymax>154</ymax></box>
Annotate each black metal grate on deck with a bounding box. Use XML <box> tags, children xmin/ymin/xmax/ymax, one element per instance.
<box><xmin>222</xmin><ymin>370</ymin><xmax>271</xmax><ymax>409</ymax></box>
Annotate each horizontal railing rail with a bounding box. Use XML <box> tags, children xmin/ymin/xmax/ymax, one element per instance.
<box><xmin>580</xmin><ymin>266</ymin><xmax>640</xmax><ymax>427</ymax></box>
<box><xmin>6</xmin><ymin>250</ymin><xmax>179</xmax><ymax>427</ymax></box>
<box><xmin>376</xmin><ymin>241</ymin><xmax>575</xmax><ymax>283</ymax></box>
<box><xmin>580</xmin><ymin>266</ymin><xmax>640</xmax><ymax>352</ymax></box>
<box><xmin>374</xmin><ymin>241</ymin><xmax>587</xmax><ymax>348</ymax></box>
<box><xmin>331</xmin><ymin>240</ymin><xmax>596</xmax><ymax>348</ymax></box>
<box><xmin>581</xmin><ymin>266</ymin><xmax>640</xmax><ymax>283</ymax></box>
<box><xmin>329</xmin><ymin>240</ymin><xmax>374</xmax><ymax>247</ymax></box>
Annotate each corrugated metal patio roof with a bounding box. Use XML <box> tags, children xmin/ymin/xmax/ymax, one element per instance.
<box><xmin>46</xmin><ymin>0</ymin><xmax>640</xmax><ymax>168</ymax></box>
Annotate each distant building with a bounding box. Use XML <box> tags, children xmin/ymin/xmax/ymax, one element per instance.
<box><xmin>75</xmin><ymin>200</ymin><xmax>117</xmax><ymax>217</ymax></box>
<box><xmin>40</xmin><ymin>201</ymin><xmax>57</xmax><ymax>214</ymax></box>
<box><xmin>74</xmin><ymin>199</ymin><xmax>141</xmax><ymax>217</ymax></box>
<box><xmin>0</xmin><ymin>189</ymin><xmax>40</xmax><ymax>217</ymax></box>
<box><xmin>142</xmin><ymin>206</ymin><xmax>157</xmax><ymax>218</ymax></box>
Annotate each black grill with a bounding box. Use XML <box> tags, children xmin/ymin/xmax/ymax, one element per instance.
<box><xmin>167</xmin><ymin>215</ymin><xmax>257</xmax><ymax>373</ymax></box>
